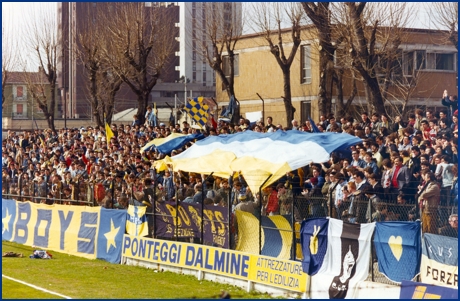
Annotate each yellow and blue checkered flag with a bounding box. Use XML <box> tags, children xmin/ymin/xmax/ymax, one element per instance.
<box><xmin>184</xmin><ymin>96</ymin><xmax>209</xmax><ymax>128</ymax></box>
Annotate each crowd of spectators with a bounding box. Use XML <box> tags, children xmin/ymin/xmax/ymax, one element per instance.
<box><xmin>2</xmin><ymin>92</ymin><xmax>458</xmax><ymax>237</ymax></box>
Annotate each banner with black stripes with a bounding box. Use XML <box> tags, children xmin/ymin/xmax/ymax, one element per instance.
<box><xmin>310</xmin><ymin>219</ymin><xmax>375</xmax><ymax>299</ymax></box>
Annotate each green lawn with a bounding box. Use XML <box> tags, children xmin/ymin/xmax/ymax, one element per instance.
<box><xmin>2</xmin><ymin>241</ymin><xmax>274</xmax><ymax>299</ymax></box>
<box><xmin>2</xmin><ymin>277</ymin><xmax>63</xmax><ymax>299</ymax></box>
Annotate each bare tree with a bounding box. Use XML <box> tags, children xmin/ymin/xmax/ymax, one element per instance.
<box><xmin>2</xmin><ymin>22</ymin><xmax>19</xmax><ymax>108</ymax></box>
<box><xmin>21</xmin><ymin>70</ymin><xmax>50</xmax><ymax>123</ymax></box>
<box><xmin>301</xmin><ymin>2</ymin><xmax>337</xmax><ymax>117</ymax></box>
<box><xmin>102</xmin><ymin>3</ymin><xmax>177</xmax><ymax>124</ymax></box>
<box><xmin>24</xmin><ymin>6</ymin><xmax>59</xmax><ymax>132</ymax></box>
<box><xmin>185</xmin><ymin>3</ymin><xmax>243</xmax><ymax>123</ymax></box>
<box><xmin>251</xmin><ymin>2</ymin><xmax>304</xmax><ymax>126</ymax></box>
<box><xmin>75</xmin><ymin>3</ymin><xmax>123</xmax><ymax>127</ymax></box>
<box><xmin>429</xmin><ymin>2</ymin><xmax>458</xmax><ymax>49</ymax></box>
<box><xmin>338</xmin><ymin>2</ymin><xmax>416</xmax><ymax>114</ymax></box>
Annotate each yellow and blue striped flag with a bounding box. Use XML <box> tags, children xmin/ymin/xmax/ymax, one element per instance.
<box><xmin>126</xmin><ymin>205</ymin><xmax>149</xmax><ymax>237</ymax></box>
<box><xmin>184</xmin><ymin>97</ymin><xmax>209</xmax><ymax>128</ymax></box>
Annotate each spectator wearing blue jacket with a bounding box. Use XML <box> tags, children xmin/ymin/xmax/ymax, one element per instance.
<box><xmin>441</xmin><ymin>89</ymin><xmax>458</xmax><ymax>122</ymax></box>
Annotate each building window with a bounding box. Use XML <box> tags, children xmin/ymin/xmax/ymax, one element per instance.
<box><xmin>13</xmin><ymin>103</ymin><xmax>26</xmax><ymax>117</ymax></box>
<box><xmin>13</xmin><ymin>85</ymin><xmax>27</xmax><ymax>101</ymax></box>
<box><xmin>192</xmin><ymin>51</ymin><xmax>196</xmax><ymax>60</ymax></box>
<box><xmin>436</xmin><ymin>53</ymin><xmax>455</xmax><ymax>70</ymax></box>
<box><xmin>203</xmin><ymin>72</ymin><xmax>206</xmax><ymax>82</ymax></box>
<box><xmin>223</xmin><ymin>54</ymin><xmax>239</xmax><ymax>77</ymax></box>
<box><xmin>301</xmin><ymin>45</ymin><xmax>311</xmax><ymax>84</ymax></box>
<box><xmin>403</xmin><ymin>52</ymin><xmax>414</xmax><ymax>76</ymax></box>
<box><xmin>415</xmin><ymin>50</ymin><xmax>426</xmax><ymax>70</ymax></box>
<box><xmin>193</xmin><ymin>62</ymin><xmax>196</xmax><ymax>71</ymax></box>
<box><xmin>425</xmin><ymin>52</ymin><xmax>456</xmax><ymax>71</ymax></box>
<box><xmin>193</xmin><ymin>72</ymin><xmax>196</xmax><ymax>81</ymax></box>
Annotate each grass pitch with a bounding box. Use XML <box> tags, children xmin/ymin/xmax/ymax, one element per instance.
<box><xmin>2</xmin><ymin>277</ymin><xmax>63</xmax><ymax>299</ymax></box>
<box><xmin>2</xmin><ymin>241</ymin><xmax>274</xmax><ymax>299</ymax></box>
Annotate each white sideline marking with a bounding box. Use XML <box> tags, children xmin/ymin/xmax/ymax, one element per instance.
<box><xmin>2</xmin><ymin>274</ymin><xmax>72</xmax><ymax>299</ymax></box>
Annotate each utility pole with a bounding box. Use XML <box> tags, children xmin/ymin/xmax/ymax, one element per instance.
<box><xmin>174</xmin><ymin>94</ymin><xmax>177</xmax><ymax>125</ymax></box>
<box><xmin>31</xmin><ymin>96</ymin><xmax>34</xmax><ymax>129</ymax></box>
<box><xmin>69</xmin><ymin>2</ymin><xmax>76</xmax><ymax>120</ymax></box>
<box><xmin>68</xmin><ymin>2</ymin><xmax>72</xmax><ymax>122</ymax></box>
<box><xmin>184</xmin><ymin>76</ymin><xmax>188</xmax><ymax>123</ymax></box>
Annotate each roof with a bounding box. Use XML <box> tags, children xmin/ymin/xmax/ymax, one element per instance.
<box><xmin>239</xmin><ymin>24</ymin><xmax>452</xmax><ymax>41</ymax></box>
<box><xmin>4</xmin><ymin>71</ymin><xmax>48</xmax><ymax>85</ymax></box>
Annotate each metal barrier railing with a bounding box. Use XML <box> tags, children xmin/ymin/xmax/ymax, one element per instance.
<box><xmin>2</xmin><ymin>180</ymin><xmax>457</xmax><ymax>286</ymax></box>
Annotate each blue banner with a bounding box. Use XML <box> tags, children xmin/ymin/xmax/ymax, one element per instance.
<box><xmin>422</xmin><ymin>233</ymin><xmax>458</xmax><ymax>266</ymax></box>
<box><xmin>374</xmin><ymin>221</ymin><xmax>421</xmax><ymax>283</ymax></box>
<box><xmin>420</xmin><ymin>233</ymin><xmax>458</xmax><ymax>288</ymax></box>
<box><xmin>2</xmin><ymin>200</ymin><xmax>127</xmax><ymax>264</ymax></box>
<box><xmin>300</xmin><ymin>218</ymin><xmax>329</xmax><ymax>275</ymax></box>
<box><xmin>155</xmin><ymin>201</ymin><xmax>229</xmax><ymax>249</ymax></box>
<box><xmin>97</xmin><ymin>208</ymin><xmax>127</xmax><ymax>263</ymax></box>
<box><xmin>2</xmin><ymin>199</ymin><xmax>17</xmax><ymax>241</ymax></box>
<box><xmin>400</xmin><ymin>280</ymin><xmax>458</xmax><ymax>299</ymax></box>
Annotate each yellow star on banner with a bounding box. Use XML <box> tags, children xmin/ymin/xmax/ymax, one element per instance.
<box><xmin>2</xmin><ymin>208</ymin><xmax>12</xmax><ymax>234</ymax></box>
<box><xmin>104</xmin><ymin>219</ymin><xmax>120</xmax><ymax>253</ymax></box>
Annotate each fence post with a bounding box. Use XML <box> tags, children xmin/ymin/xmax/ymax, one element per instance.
<box><xmin>227</xmin><ymin>176</ymin><xmax>231</xmax><ymax>249</ymax></box>
<box><xmin>153</xmin><ymin>175</ymin><xmax>157</xmax><ymax>238</ymax></box>
<box><xmin>33</xmin><ymin>181</ymin><xmax>36</xmax><ymax>203</ymax></box>
<box><xmin>6</xmin><ymin>179</ymin><xmax>10</xmax><ymax>198</ymax></box>
<box><xmin>18</xmin><ymin>176</ymin><xmax>22</xmax><ymax>202</ymax></box>
<box><xmin>291</xmin><ymin>197</ymin><xmax>295</xmax><ymax>261</ymax></box>
<box><xmin>111</xmin><ymin>179</ymin><xmax>115</xmax><ymax>209</ymax></box>
<box><xmin>175</xmin><ymin>187</ymin><xmax>179</xmax><ymax>242</ymax></box>
<box><xmin>371</xmin><ymin>233</ymin><xmax>375</xmax><ymax>282</ymax></box>
<box><xmin>258</xmin><ymin>175</ymin><xmax>272</xmax><ymax>256</ymax></box>
<box><xmin>201</xmin><ymin>173</ymin><xmax>214</xmax><ymax>245</ymax></box>
<box><xmin>329</xmin><ymin>181</ymin><xmax>340</xmax><ymax>217</ymax></box>
<box><xmin>91</xmin><ymin>183</ymin><xmax>96</xmax><ymax>207</ymax></box>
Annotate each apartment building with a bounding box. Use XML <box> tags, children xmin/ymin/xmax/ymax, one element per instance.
<box><xmin>216</xmin><ymin>26</ymin><xmax>457</xmax><ymax>124</ymax></box>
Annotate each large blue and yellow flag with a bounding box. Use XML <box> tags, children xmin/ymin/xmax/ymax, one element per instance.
<box><xmin>126</xmin><ymin>205</ymin><xmax>149</xmax><ymax>237</ymax></box>
<box><xmin>168</xmin><ymin>131</ymin><xmax>362</xmax><ymax>193</ymax></box>
<box><xmin>235</xmin><ymin>210</ymin><xmax>293</xmax><ymax>259</ymax></box>
<box><xmin>140</xmin><ymin>133</ymin><xmax>205</xmax><ymax>154</ymax></box>
<box><xmin>374</xmin><ymin>221</ymin><xmax>421</xmax><ymax>283</ymax></box>
<box><xmin>184</xmin><ymin>97</ymin><xmax>209</xmax><ymax>128</ymax></box>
